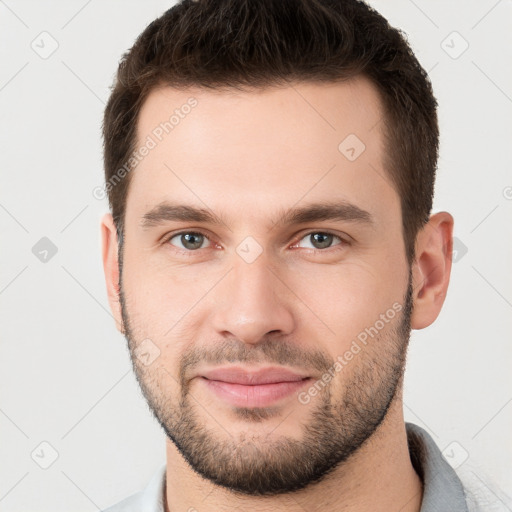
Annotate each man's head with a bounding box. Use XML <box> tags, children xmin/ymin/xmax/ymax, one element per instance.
<box><xmin>101</xmin><ymin>0</ymin><xmax>453</xmax><ymax>497</ymax></box>
<box><xmin>102</xmin><ymin>0</ymin><xmax>439</xmax><ymax>268</ymax></box>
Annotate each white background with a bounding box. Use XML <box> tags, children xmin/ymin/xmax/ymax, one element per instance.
<box><xmin>0</xmin><ymin>1</ymin><xmax>511</xmax><ymax>510</ymax></box>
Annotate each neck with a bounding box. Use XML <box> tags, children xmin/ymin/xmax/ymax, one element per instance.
<box><xmin>164</xmin><ymin>396</ymin><xmax>423</xmax><ymax>512</ymax></box>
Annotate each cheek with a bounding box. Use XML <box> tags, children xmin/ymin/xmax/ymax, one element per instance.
<box><xmin>284</xmin><ymin>258</ymin><xmax>405</xmax><ymax>347</ymax></box>
<box><xmin>121</xmin><ymin>250</ymin><xmax>220</xmax><ymax>375</ymax></box>
<box><xmin>122</xmin><ymin>248</ymin><xmax>202</xmax><ymax>329</ymax></box>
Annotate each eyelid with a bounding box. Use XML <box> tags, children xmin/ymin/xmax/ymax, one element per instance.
<box><xmin>290</xmin><ymin>229</ymin><xmax>351</xmax><ymax>250</ymax></box>
<box><xmin>162</xmin><ymin>229</ymin><xmax>351</xmax><ymax>253</ymax></box>
<box><xmin>162</xmin><ymin>229</ymin><xmax>214</xmax><ymax>251</ymax></box>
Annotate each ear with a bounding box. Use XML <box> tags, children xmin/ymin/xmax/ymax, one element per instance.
<box><xmin>100</xmin><ymin>213</ymin><xmax>124</xmax><ymax>334</ymax></box>
<box><xmin>410</xmin><ymin>211</ymin><xmax>454</xmax><ymax>330</ymax></box>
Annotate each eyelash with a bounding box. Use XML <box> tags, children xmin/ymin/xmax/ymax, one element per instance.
<box><xmin>162</xmin><ymin>230</ymin><xmax>350</xmax><ymax>255</ymax></box>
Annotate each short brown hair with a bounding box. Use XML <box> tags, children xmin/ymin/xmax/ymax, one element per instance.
<box><xmin>103</xmin><ymin>0</ymin><xmax>438</xmax><ymax>266</ymax></box>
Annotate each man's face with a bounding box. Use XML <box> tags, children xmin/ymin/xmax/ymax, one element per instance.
<box><xmin>118</xmin><ymin>78</ymin><xmax>412</xmax><ymax>495</ymax></box>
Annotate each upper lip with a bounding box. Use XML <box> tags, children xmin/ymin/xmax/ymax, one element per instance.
<box><xmin>199</xmin><ymin>366</ymin><xmax>310</xmax><ymax>385</ymax></box>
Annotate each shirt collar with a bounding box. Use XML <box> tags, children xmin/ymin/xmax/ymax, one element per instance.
<box><xmin>406</xmin><ymin>422</ymin><xmax>469</xmax><ymax>512</ymax></box>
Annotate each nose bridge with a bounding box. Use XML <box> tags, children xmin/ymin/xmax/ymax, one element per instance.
<box><xmin>232</xmin><ymin>250</ymin><xmax>276</xmax><ymax>308</ymax></box>
<box><xmin>210</xmin><ymin>247</ymin><xmax>295</xmax><ymax>344</ymax></box>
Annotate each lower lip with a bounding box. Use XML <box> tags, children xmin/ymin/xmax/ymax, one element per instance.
<box><xmin>200</xmin><ymin>377</ymin><xmax>311</xmax><ymax>408</ymax></box>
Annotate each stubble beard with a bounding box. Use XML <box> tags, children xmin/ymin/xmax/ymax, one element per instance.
<box><xmin>119</xmin><ymin>265</ymin><xmax>413</xmax><ymax>496</ymax></box>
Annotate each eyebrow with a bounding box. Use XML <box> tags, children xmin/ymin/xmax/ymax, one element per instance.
<box><xmin>140</xmin><ymin>200</ymin><xmax>375</xmax><ymax>230</ymax></box>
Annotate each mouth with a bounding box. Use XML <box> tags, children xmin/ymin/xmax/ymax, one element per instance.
<box><xmin>197</xmin><ymin>366</ymin><xmax>313</xmax><ymax>408</ymax></box>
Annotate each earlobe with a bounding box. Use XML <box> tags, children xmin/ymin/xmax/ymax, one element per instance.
<box><xmin>100</xmin><ymin>213</ymin><xmax>124</xmax><ymax>334</ymax></box>
<box><xmin>410</xmin><ymin>212</ymin><xmax>454</xmax><ymax>330</ymax></box>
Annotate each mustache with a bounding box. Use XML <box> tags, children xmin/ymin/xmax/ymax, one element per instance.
<box><xmin>179</xmin><ymin>338</ymin><xmax>334</xmax><ymax>386</ymax></box>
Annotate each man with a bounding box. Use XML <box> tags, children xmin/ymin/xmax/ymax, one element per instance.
<box><xmin>99</xmin><ymin>1</ymin><xmax>506</xmax><ymax>511</ymax></box>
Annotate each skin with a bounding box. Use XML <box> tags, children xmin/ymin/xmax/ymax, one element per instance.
<box><xmin>101</xmin><ymin>77</ymin><xmax>453</xmax><ymax>512</ymax></box>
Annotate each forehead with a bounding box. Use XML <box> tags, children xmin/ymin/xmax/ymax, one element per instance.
<box><xmin>125</xmin><ymin>78</ymin><xmax>399</xmax><ymax>232</ymax></box>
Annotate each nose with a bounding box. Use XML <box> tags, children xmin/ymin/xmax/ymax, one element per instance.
<box><xmin>210</xmin><ymin>253</ymin><xmax>295</xmax><ymax>346</ymax></box>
